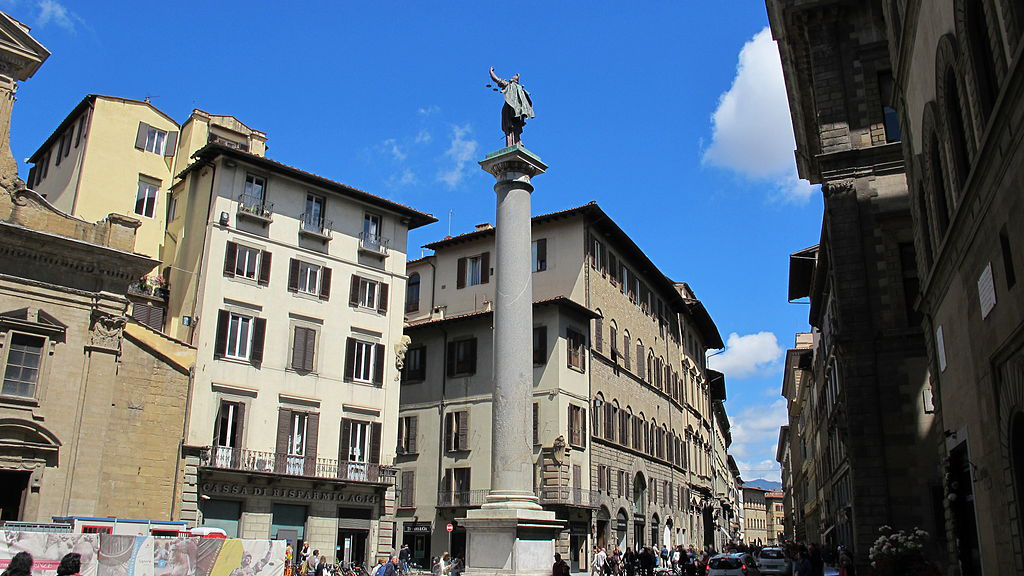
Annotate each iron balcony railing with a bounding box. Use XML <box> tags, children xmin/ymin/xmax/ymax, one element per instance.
<box><xmin>202</xmin><ymin>446</ymin><xmax>395</xmax><ymax>484</ymax></box>
<box><xmin>436</xmin><ymin>489</ymin><xmax>489</xmax><ymax>508</ymax></box>
<box><xmin>359</xmin><ymin>232</ymin><xmax>390</xmax><ymax>255</ymax></box>
<box><xmin>300</xmin><ymin>212</ymin><xmax>333</xmax><ymax>238</ymax></box>
<box><xmin>237</xmin><ymin>193</ymin><xmax>274</xmax><ymax>221</ymax></box>
<box><xmin>537</xmin><ymin>488</ymin><xmax>601</xmax><ymax>508</ymax></box>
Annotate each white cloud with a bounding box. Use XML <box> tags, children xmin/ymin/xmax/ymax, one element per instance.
<box><xmin>380</xmin><ymin>138</ymin><xmax>406</xmax><ymax>162</ymax></box>
<box><xmin>37</xmin><ymin>0</ymin><xmax>75</xmax><ymax>32</ymax></box>
<box><xmin>386</xmin><ymin>168</ymin><xmax>417</xmax><ymax>188</ymax></box>
<box><xmin>703</xmin><ymin>27</ymin><xmax>813</xmax><ymax>203</ymax></box>
<box><xmin>708</xmin><ymin>331</ymin><xmax>783</xmax><ymax>379</ymax></box>
<box><xmin>736</xmin><ymin>458</ymin><xmax>782</xmax><ymax>483</ymax></box>
<box><xmin>418</xmin><ymin>105</ymin><xmax>440</xmax><ymax>117</ymax></box>
<box><xmin>730</xmin><ymin>400</ymin><xmax>788</xmax><ymax>482</ymax></box>
<box><xmin>437</xmin><ymin>124</ymin><xmax>478</xmax><ymax>188</ymax></box>
<box><xmin>414</xmin><ymin>130</ymin><xmax>432</xmax><ymax>144</ymax></box>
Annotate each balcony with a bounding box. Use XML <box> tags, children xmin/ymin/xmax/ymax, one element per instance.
<box><xmin>436</xmin><ymin>490</ymin><xmax>489</xmax><ymax>508</ymax></box>
<box><xmin>537</xmin><ymin>488</ymin><xmax>600</xmax><ymax>508</ymax></box>
<box><xmin>237</xmin><ymin>194</ymin><xmax>273</xmax><ymax>223</ymax></box>
<box><xmin>201</xmin><ymin>446</ymin><xmax>395</xmax><ymax>485</ymax></box>
<box><xmin>128</xmin><ymin>274</ymin><xmax>169</xmax><ymax>300</ymax></box>
<box><xmin>358</xmin><ymin>232</ymin><xmax>390</xmax><ymax>257</ymax></box>
<box><xmin>299</xmin><ymin>212</ymin><xmax>333</xmax><ymax>241</ymax></box>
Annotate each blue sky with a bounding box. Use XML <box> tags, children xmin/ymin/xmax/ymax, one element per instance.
<box><xmin>8</xmin><ymin>1</ymin><xmax>823</xmax><ymax>481</ymax></box>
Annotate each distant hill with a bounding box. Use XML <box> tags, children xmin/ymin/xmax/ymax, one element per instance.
<box><xmin>744</xmin><ymin>479</ymin><xmax>783</xmax><ymax>491</ymax></box>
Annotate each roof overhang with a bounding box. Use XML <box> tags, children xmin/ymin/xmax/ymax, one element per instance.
<box><xmin>788</xmin><ymin>244</ymin><xmax>818</xmax><ymax>302</ymax></box>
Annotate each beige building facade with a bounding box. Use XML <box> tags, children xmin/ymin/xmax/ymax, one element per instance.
<box><xmin>394</xmin><ymin>203</ymin><xmax>727</xmax><ymax>568</ymax></box>
<box><xmin>741</xmin><ymin>487</ymin><xmax>768</xmax><ymax>546</ymax></box>
<box><xmin>765</xmin><ymin>491</ymin><xmax>784</xmax><ymax>545</ymax></box>
<box><xmin>0</xmin><ymin>188</ymin><xmax>194</xmax><ymax>524</ymax></box>
<box><xmin>164</xmin><ymin>138</ymin><xmax>434</xmax><ymax>565</ymax></box>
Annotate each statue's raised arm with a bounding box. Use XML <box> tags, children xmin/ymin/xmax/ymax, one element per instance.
<box><xmin>488</xmin><ymin>67</ymin><xmax>534</xmax><ymax>147</ymax></box>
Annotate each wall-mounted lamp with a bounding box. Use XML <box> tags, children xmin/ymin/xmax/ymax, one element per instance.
<box><xmin>219</xmin><ymin>211</ymin><xmax>229</xmax><ymax>226</ymax></box>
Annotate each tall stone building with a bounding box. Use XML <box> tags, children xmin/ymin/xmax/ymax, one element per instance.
<box><xmin>768</xmin><ymin>0</ymin><xmax>945</xmax><ymax>570</ymax></box>
<box><xmin>741</xmin><ymin>486</ymin><xmax>768</xmax><ymax>546</ymax></box>
<box><xmin>394</xmin><ymin>203</ymin><xmax>725</xmax><ymax>569</ymax></box>
<box><xmin>884</xmin><ymin>0</ymin><xmax>1024</xmax><ymax>573</ymax></box>
<box><xmin>0</xmin><ymin>188</ymin><xmax>195</xmax><ymax>523</ymax></box>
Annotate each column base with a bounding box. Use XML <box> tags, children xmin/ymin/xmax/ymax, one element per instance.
<box><xmin>458</xmin><ymin>508</ymin><xmax>564</xmax><ymax>576</ymax></box>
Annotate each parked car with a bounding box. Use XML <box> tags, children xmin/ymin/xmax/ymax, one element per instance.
<box><xmin>707</xmin><ymin>553</ymin><xmax>761</xmax><ymax>576</ymax></box>
<box><xmin>755</xmin><ymin>548</ymin><xmax>791</xmax><ymax>575</ymax></box>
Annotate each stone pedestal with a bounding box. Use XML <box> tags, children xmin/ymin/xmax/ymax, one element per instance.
<box><xmin>461</xmin><ymin>145</ymin><xmax>561</xmax><ymax>575</ymax></box>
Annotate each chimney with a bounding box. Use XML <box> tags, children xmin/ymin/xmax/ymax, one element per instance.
<box><xmin>475</xmin><ymin>222</ymin><xmax>494</xmax><ymax>231</ymax></box>
<box><xmin>431</xmin><ymin>306</ymin><xmax>447</xmax><ymax>320</ymax></box>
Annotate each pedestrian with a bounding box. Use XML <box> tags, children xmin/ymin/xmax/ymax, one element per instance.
<box><xmin>606</xmin><ymin>548</ymin><xmax>620</xmax><ymax>576</ymax></box>
<box><xmin>591</xmin><ymin>547</ymin><xmax>606</xmax><ymax>576</ymax></box>
<box><xmin>1</xmin><ymin>552</ymin><xmax>33</xmax><ymax>576</ymax></box>
<box><xmin>315</xmin><ymin>555</ymin><xmax>327</xmax><ymax>576</ymax></box>
<box><xmin>552</xmin><ymin>553</ymin><xmax>571</xmax><ymax>576</ymax></box>
<box><xmin>808</xmin><ymin>544</ymin><xmax>823</xmax><ymax>576</ymax></box>
<box><xmin>793</xmin><ymin>551</ymin><xmax>812</xmax><ymax>576</ymax></box>
<box><xmin>284</xmin><ymin>545</ymin><xmax>294</xmax><ymax>576</ymax></box>
<box><xmin>381</xmin><ymin>557</ymin><xmax>400</xmax><ymax>576</ymax></box>
<box><xmin>56</xmin><ymin>553</ymin><xmax>81</xmax><ymax>576</ymax></box>
<box><xmin>837</xmin><ymin>547</ymin><xmax>855</xmax><ymax>576</ymax></box>
<box><xmin>299</xmin><ymin>544</ymin><xmax>311</xmax><ymax>571</ymax></box>
<box><xmin>660</xmin><ymin>546</ymin><xmax>669</xmax><ymax>570</ymax></box>
<box><xmin>399</xmin><ymin>545</ymin><xmax>411</xmax><ymax>574</ymax></box>
<box><xmin>623</xmin><ymin>547</ymin><xmax>637</xmax><ymax>576</ymax></box>
<box><xmin>437</xmin><ymin>552</ymin><xmax>450</xmax><ymax>576</ymax></box>
<box><xmin>451</xmin><ymin>556</ymin><xmax>463</xmax><ymax>576</ymax></box>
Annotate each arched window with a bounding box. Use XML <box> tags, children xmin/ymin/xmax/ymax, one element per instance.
<box><xmin>620</xmin><ymin>406</ymin><xmax>632</xmax><ymax>446</ymax></box>
<box><xmin>406</xmin><ymin>273</ymin><xmax>420</xmax><ymax>313</ymax></box>
<box><xmin>633</xmin><ymin>412</ymin><xmax>644</xmax><ymax>451</ymax></box>
<box><xmin>930</xmin><ymin>133</ymin><xmax>952</xmax><ymax>234</ymax></box>
<box><xmin>944</xmin><ymin>68</ymin><xmax>972</xmax><ymax>188</ymax></box>
<box><xmin>916</xmin><ymin>184</ymin><xmax>935</xmax><ymax>270</ymax></box>
<box><xmin>965</xmin><ymin>0</ymin><xmax>1001</xmax><ymax>122</ymax></box>
<box><xmin>609</xmin><ymin>320</ymin><xmax>618</xmax><ymax>358</ymax></box>
<box><xmin>608</xmin><ymin>400</ymin><xmax>619</xmax><ymax>443</ymax></box>
<box><xmin>633</xmin><ymin>472</ymin><xmax>647</xmax><ymax>516</ymax></box>
<box><xmin>593</xmin><ymin>393</ymin><xmax>605</xmax><ymax>439</ymax></box>
<box><xmin>623</xmin><ymin>331</ymin><xmax>631</xmax><ymax>371</ymax></box>
<box><xmin>646</xmin><ymin>351</ymin><xmax>654</xmax><ymax>385</ymax></box>
<box><xmin>636</xmin><ymin>339</ymin><xmax>644</xmax><ymax>379</ymax></box>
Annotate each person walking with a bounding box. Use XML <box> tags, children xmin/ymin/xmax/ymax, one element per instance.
<box><xmin>623</xmin><ymin>547</ymin><xmax>637</xmax><ymax>576</ymax></box>
<box><xmin>398</xmin><ymin>545</ymin><xmax>410</xmax><ymax>574</ymax></box>
<box><xmin>808</xmin><ymin>544</ymin><xmax>823</xmax><ymax>576</ymax></box>
<box><xmin>591</xmin><ymin>548</ymin><xmax>606</xmax><ymax>576</ymax></box>
<box><xmin>793</xmin><ymin>551</ymin><xmax>812</xmax><ymax>576</ymax></box>
<box><xmin>1</xmin><ymin>552</ymin><xmax>32</xmax><ymax>576</ymax></box>
<box><xmin>381</xmin><ymin>557</ymin><xmax>400</xmax><ymax>576</ymax></box>
<box><xmin>552</xmin><ymin>553</ymin><xmax>571</xmax><ymax>576</ymax></box>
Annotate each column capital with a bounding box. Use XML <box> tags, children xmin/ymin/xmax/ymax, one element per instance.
<box><xmin>480</xmin><ymin>145</ymin><xmax>548</xmax><ymax>182</ymax></box>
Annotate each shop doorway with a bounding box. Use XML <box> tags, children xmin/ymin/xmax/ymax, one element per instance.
<box><xmin>401</xmin><ymin>524</ymin><xmax>431</xmax><ymax>569</ymax></box>
<box><xmin>450</xmin><ymin>528</ymin><xmax>466</xmax><ymax>560</ymax></box>
<box><xmin>200</xmin><ymin>499</ymin><xmax>241</xmax><ymax>538</ymax></box>
<box><xmin>0</xmin><ymin>471</ymin><xmax>29</xmax><ymax>521</ymax></box>
<box><xmin>337</xmin><ymin>530</ymin><xmax>368</xmax><ymax>567</ymax></box>
<box><xmin>569</xmin><ymin>522</ymin><xmax>588</xmax><ymax>572</ymax></box>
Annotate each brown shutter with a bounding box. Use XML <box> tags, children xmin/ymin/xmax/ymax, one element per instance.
<box><xmin>408</xmin><ymin>416</ymin><xmax>417</xmax><ymax>453</ymax></box>
<box><xmin>587</xmin><ymin>233</ymin><xmax>594</xmax><ymax>265</ymax></box>
<box><xmin>223</xmin><ymin>242</ymin><xmax>238</xmax><ymax>277</ymax></box>
<box><xmin>456</xmin><ymin>258</ymin><xmax>467</xmax><ymax>289</ymax></box>
<box><xmin>599</xmin><ymin>243</ymin><xmax>607</xmax><ymax>275</ymax></box>
<box><xmin>397</xmin><ymin>418</ymin><xmax>406</xmax><ymax>453</ymax></box>
<box><xmin>164</xmin><ymin>131</ymin><xmax>178</xmax><ymax>156</ymax></box>
<box><xmin>636</xmin><ymin>343</ymin><xmax>644</xmax><ymax>379</ymax></box>
<box><xmin>304</xmin><ymin>329</ymin><xmax>316</xmax><ymax>371</ymax></box>
<box><xmin>581</xmin><ymin>408</ymin><xmax>587</xmax><ymax>448</ymax></box>
<box><xmin>377</xmin><ymin>282</ymin><xmax>389</xmax><ymax>313</ymax></box>
<box><xmin>598</xmin><ymin>465</ymin><xmax>606</xmax><ymax>491</ymax></box>
<box><xmin>373</xmin><ymin>343</ymin><xmax>385</xmax><ymax>385</ymax></box>
<box><xmin>568</xmin><ymin>405</ymin><xmax>576</xmax><ymax>445</ymax></box>
<box><xmin>349</xmin><ymin>275</ymin><xmax>360</xmax><ymax>306</ymax></box>
<box><xmin>304</xmin><ymin>412</ymin><xmax>319</xmax><ymax>475</ymax></box>
<box><xmin>319</xmin><ymin>267</ymin><xmax>332</xmax><ymax>300</ymax></box>
<box><xmin>401</xmin><ymin>471</ymin><xmax>415</xmax><ymax>507</ymax></box>
<box><xmin>595</xmin><ymin>317</ymin><xmax>603</xmax><ymax>353</ymax></box>
<box><xmin>233</xmin><ymin>402</ymin><xmax>246</xmax><ymax>454</ymax></box>
<box><xmin>480</xmin><ymin>252</ymin><xmax>490</xmax><ymax>284</ymax></box>
<box><xmin>275</xmin><ymin>408</ymin><xmax>291</xmax><ymax>473</ymax></box>
<box><xmin>608</xmin><ymin>252</ymin><xmax>618</xmax><ymax>282</ymax></box>
<box><xmin>292</xmin><ymin>327</ymin><xmax>307</xmax><ymax>370</ymax></box>
<box><xmin>533</xmin><ymin>403</ymin><xmax>539</xmax><ymax>445</ymax></box>
<box><xmin>580</xmin><ymin>335</ymin><xmax>586</xmax><ymax>372</ymax></box>
<box><xmin>444</xmin><ymin>412</ymin><xmax>453</xmax><ymax>452</ymax></box>
<box><xmin>457</xmin><ymin>411</ymin><xmax>469</xmax><ymax>451</ymax></box>
<box><xmin>288</xmin><ymin>259</ymin><xmax>300</xmax><ymax>292</ymax></box>
<box><xmin>344</xmin><ymin>337</ymin><xmax>356</xmax><ymax>381</ymax></box>
<box><xmin>258</xmin><ymin>251</ymin><xmax>272</xmax><ymax>286</ymax></box>
<box><xmin>214</xmin><ymin>310</ymin><xmax>229</xmax><ymax>358</ymax></box>
<box><xmin>340</xmin><ymin>419</ymin><xmax>352</xmax><ymax>461</ymax></box>
<box><xmin>135</xmin><ymin>122</ymin><xmax>149</xmax><ymax>150</ymax></box>
<box><xmin>370</xmin><ymin>421</ymin><xmax>382</xmax><ymax>463</ymax></box>
<box><xmin>623</xmin><ymin>334</ymin><xmax>630</xmax><ymax>370</ymax></box>
<box><xmin>250</xmin><ymin>318</ymin><xmax>267</xmax><ymax>365</ymax></box>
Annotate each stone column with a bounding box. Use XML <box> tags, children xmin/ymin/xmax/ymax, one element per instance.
<box><xmin>0</xmin><ymin>12</ymin><xmax>50</xmax><ymax>193</ymax></box>
<box><xmin>459</xmin><ymin>145</ymin><xmax>561</xmax><ymax>576</ymax></box>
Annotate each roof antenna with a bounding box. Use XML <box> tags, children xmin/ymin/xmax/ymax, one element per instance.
<box><xmin>448</xmin><ymin>209</ymin><xmax>455</xmax><ymax>237</ymax></box>
<box><xmin>144</xmin><ymin>95</ymin><xmax>159</xmax><ymax>103</ymax></box>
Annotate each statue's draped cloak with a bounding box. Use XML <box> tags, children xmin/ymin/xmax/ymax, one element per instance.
<box><xmin>501</xmin><ymin>82</ymin><xmax>534</xmax><ymax>137</ymax></box>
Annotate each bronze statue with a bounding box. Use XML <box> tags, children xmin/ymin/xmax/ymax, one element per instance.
<box><xmin>489</xmin><ymin>67</ymin><xmax>534</xmax><ymax>147</ymax></box>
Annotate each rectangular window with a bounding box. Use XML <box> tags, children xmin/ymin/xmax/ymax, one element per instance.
<box><xmin>363</xmin><ymin>212</ymin><xmax>382</xmax><ymax>245</ymax></box>
<box><xmin>2</xmin><ymin>333</ymin><xmax>45</xmax><ymax>398</ymax></box>
<box><xmin>303</xmin><ymin>194</ymin><xmax>325</xmax><ymax>232</ymax></box>
<box><xmin>456</xmin><ymin>253</ymin><xmax>490</xmax><ymax>288</ymax></box>
<box><xmin>242</xmin><ymin>174</ymin><xmax>266</xmax><ymax>207</ymax></box>
<box><xmin>533</xmin><ymin>326</ymin><xmax>547</xmax><ymax>365</ymax></box>
<box><xmin>400</xmin><ymin>471</ymin><xmax>415</xmax><ymax>508</ymax></box>
<box><xmin>532</xmin><ymin>238</ymin><xmax>547</xmax><ymax>272</ymax></box>
<box><xmin>444</xmin><ymin>411</ymin><xmax>470</xmax><ymax>452</ymax></box>
<box><xmin>288</xmin><ymin>412</ymin><xmax>308</xmax><ymax>456</ymax></box>
<box><xmin>359</xmin><ymin>279</ymin><xmax>378</xmax><ymax>308</ymax></box>
<box><xmin>352</xmin><ymin>340</ymin><xmax>376</xmax><ymax>383</ymax></box>
<box><xmin>235</xmin><ymin>245</ymin><xmax>261</xmax><ymax>280</ymax></box>
<box><xmin>215</xmin><ymin>401</ymin><xmax>243</xmax><ymax>448</ymax></box>
<box><xmin>145</xmin><ymin>127</ymin><xmax>167</xmax><ymax>154</ymax></box>
<box><xmin>447</xmin><ymin>338</ymin><xmax>477</xmax><ymax>376</ymax></box>
<box><xmin>349</xmin><ymin>276</ymin><xmax>388</xmax><ymax>312</ymax></box>
<box><xmin>291</xmin><ymin>326</ymin><xmax>317</xmax><ymax>372</ymax></box>
<box><xmin>591</xmin><ymin>238</ymin><xmax>604</xmax><ymax>271</ymax></box>
<box><xmin>398</xmin><ymin>416</ymin><xmax>417</xmax><ymax>454</ymax></box>
<box><xmin>403</xmin><ymin>346</ymin><xmax>426</xmax><ymax>382</ymax></box>
<box><xmin>226</xmin><ymin>313</ymin><xmax>254</xmax><ymax>360</ymax></box>
<box><xmin>344</xmin><ymin>338</ymin><xmax>385</xmax><ymax>385</ymax></box>
<box><xmin>467</xmin><ymin>256</ymin><xmax>482</xmax><ymax>285</ymax></box>
<box><xmin>135</xmin><ymin>179</ymin><xmax>159</xmax><ymax>218</ymax></box>
<box><xmin>298</xmin><ymin>262</ymin><xmax>321</xmax><ymax>295</ymax></box>
<box><xmin>568</xmin><ymin>404</ymin><xmax>586</xmax><ymax>448</ymax></box>
<box><xmin>567</xmin><ymin>328</ymin><xmax>586</xmax><ymax>371</ymax></box>
<box><xmin>341</xmin><ymin>418</ymin><xmax>380</xmax><ymax>464</ymax></box>
<box><xmin>1001</xmin><ymin>225</ymin><xmax>1017</xmax><ymax>289</ymax></box>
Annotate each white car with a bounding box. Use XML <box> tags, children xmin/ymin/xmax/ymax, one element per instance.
<box><xmin>755</xmin><ymin>548</ymin><xmax>791</xmax><ymax>575</ymax></box>
<box><xmin>707</xmin><ymin>553</ymin><xmax>761</xmax><ymax>576</ymax></box>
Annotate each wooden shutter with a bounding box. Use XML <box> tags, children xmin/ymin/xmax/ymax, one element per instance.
<box><xmin>135</xmin><ymin>122</ymin><xmax>149</xmax><ymax>150</ymax></box>
<box><xmin>608</xmin><ymin>252</ymin><xmax>618</xmax><ymax>282</ymax></box>
<box><xmin>579</xmin><ymin>334</ymin><xmax>586</xmax><ymax>371</ymax></box>
<box><xmin>319</xmin><ymin>267</ymin><xmax>332</xmax><ymax>300</ymax></box>
<box><xmin>250</xmin><ymin>318</ymin><xmax>267</xmax><ymax>365</ymax></box>
<box><xmin>595</xmin><ymin>317</ymin><xmax>603</xmax><ymax>353</ymax></box>
<box><xmin>597</xmin><ymin>465</ymin><xmax>606</xmax><ymax>491</ymax></box>
<box><xmin>164</xmin><ymin>131</ymin><xmax>178</xmax><ymax>156</ymax></box>
<box><xmin>623</xmin><ymin>334</ymin><xmax>630</xmax><ymax>370</ymax></box>
<box><xmin>636</xmin><ymin>343</ymin><xmax>644</xmax><ymax>379</ymax></box>
<box><xmin>408</xmin><ymin>416</ymin><xmax>417</xmax><ymax>454</ymax></box>
<box><xmin>444</xmin><ymin>413</ymin><xmax>453</xmax><ymax>452</ymax></box>
<box><xmin>304</xmin><ymin>412</ymin><xmax>319</xmax><ymax>475</ymax></box>
<box><xmin>599</xmin><ymin>243</ymin><xmax>607</xmax><ymax>275</ymax></box>
<box><xmin>373</xmin><ymin>343</ymin><xmax>385</xmax><ymax>385</ymax></box>
<box><xmin>568</xmin><ymin>405</ymin><xmax>577</xmax><ymax>446</ymax></box>
<box><xmin>480</xmin><ymin>252</ymin><xmax>490</xmax><ymax>284</ymax></box>
<box><xmin>456</xmin><ymin>258</ymin><xmax>467</xmax><ymax>289</ymax></box>
<box><xmin>377</xmin><ymin>282</ymin><xmax>389</xmax><ymax>313</ymax></box>
<box><xmin>214</xmin><ymin>310</ymin><xmax>229</xmax><ymax>358</ymax></box>
<box><xmin>344</xmin><ymin>337</ymin><xmax>356</xmax><ymax>381</ymax></box>
<box><xmin>533</xmin><ymin>326</ymin><xmax>547</xmax><ymax>365</ymax></box>
<box><xmin>258</xmin><ymin>251</ymin><xmax>272</xmax><ymax>286</ymax></box>
<box><xmin>223</xmin><ymin>242</ymin><xmax>238</xmax><ymax>277</ymax></box>
<box><xmin>340</xmin><ymin>419</ymin><xmax>352</xmax><ymax>461</ymax></box>
<box><xmin>349</xmin><ymin>275</ymin><xmax>360</xmax><ymax>306</ymax></box>
<box><xmin>533</xmin><ymin>403</ymin><xmax>539</xmax><ymax>445</ymax></box>
<box><xmin>581</xmin><ymin>407</ymin><xmax>587</xmax><ymax>448</ymax></box>
<box><xmin>457</xmin><ymin>411</ymin><xmax>469</xmax><ymax>451</ymax></box>
<box><xmin>370</xmin><ymin>421</ymin><xmax>382</xmax><ymax>464</ymax></box>
<box><xmin>275</xmin><ymin>408</ymin><xmax>291</xmax><ymax>473</ymax></box>
<box><xmin>287</xmin><ymin>259</ymin><xmax>300</xmax><ymax>292</ymax></box>
<box><xmin>292</xmin><ymin>327</ymin><xmax>307</xmax><ymax>370</ymax></box>
<box><xmin>401</xmin><ymin>471</ymin><xmax>415</xmax><ymax>507</ymax></box>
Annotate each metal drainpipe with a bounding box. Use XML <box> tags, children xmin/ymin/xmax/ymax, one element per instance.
<box><xmin>584</xmin><ymin>223</ymin><xmax>594</xmax><ymax>556</ymax></box>
<box><xmin>437</xmin><ymin>326</ymin><xmax>449</xmax><ymax>539</ymax></box>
